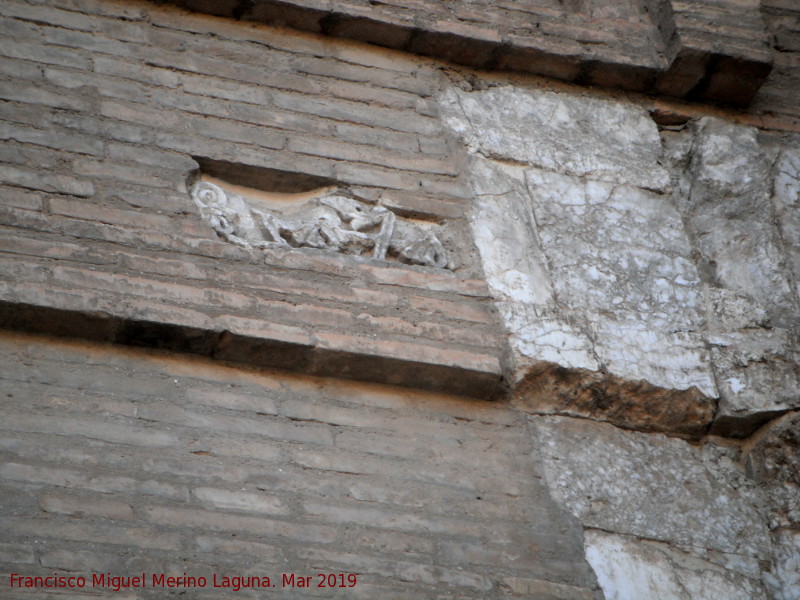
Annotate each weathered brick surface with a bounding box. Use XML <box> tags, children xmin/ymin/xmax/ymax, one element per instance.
<box><xmin>125</xmin><ymin>0</ymin><xmax>800</xmax><ymax>119</ymax></box>
<box><xmin>152</xmin><ymin>0</ymin><xmax>783</xmax><ymax>106</ymax></box>
<box><xmin>0</xmin><ymin>331</ymin><xmax>600</xmax><ymax>598</ymax></box>
<box><xmin>0</xmin><ymin>1</ymin><xmax>796</xmax><ymax>599</ymax></box>
<box><xmin>0</xmin><ymin>0</ymin><xmax>507</xmax><ymax>396</ymax></box>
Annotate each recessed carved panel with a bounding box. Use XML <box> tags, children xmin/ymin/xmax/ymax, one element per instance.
<box><xmin>191</xmin><ymin>180</ymin><xmax>452</xmax><ymax>269</ymax></box>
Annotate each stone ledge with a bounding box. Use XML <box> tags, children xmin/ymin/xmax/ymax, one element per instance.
<box><xmin>512</xmin><ymin>362</ymin><xmax>716</xmax><ymax>440</ymax></box>
<box><xmin>162</xmin><ymin>0</ymin><xmax>773</xmax><ymax>106</ymax></box>
<box><xmin>0</xmin><ymin>300</ymin><xmax>503</xmax><ymax>399</ymax></box>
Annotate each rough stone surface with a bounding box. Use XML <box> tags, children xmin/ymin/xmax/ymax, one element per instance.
<box><xmin>584</xmin><ymin>530</ymin><xmax>768</xmax><ymax>600</ymax></box>
<box><xmin>523</xmin><ymin>167</ymin><xmax>713</xmax><ymax>397</ymax></box>
<box><xmin>513</xmin><ymin>364</ymin><xmax>715</xmax><ymax>439</ymax></box>
<box><xmin>534</xmin><ymin>416</ymin><xmax>772</xmax><ymax>560</ymax></box>
<box><xmin>764</xmin><ymin>530</ymin><xmax>800</xmax><ymax>600</ymax></box>
<box><xmin>440</xmin><ymin>86</ymin><xmax>670</xmax><ymax>191</ymax></box>
<box><xmin>773</xmin><ymin>146</ymin><xmax>800</xmax><ymax>301</ymax></box>
<box><xmin>442</xmin><ymin>88</ymin><xmax>719</xmax><ymax>436</ymax></box>
<box><xmin>746</xmin><ymin>412</ymin><xmax>800</xmax><ymax>600</ymax></box>
<box><xmin>442</xmin><ymin>85</ymin><xmax>800</xmax><ymax>438</ymax></box>
<box><xmin>746</xmin><ymin>412</ymin><xmax>800</xmax><ymax>530</ymax></box>
<box><xmin>678</xmin><ymin>118</ymin><xmax>800</xmax><ymax>433</ymax></box>
<box><xmin>685</xmin><ymin>118</ymin><xmax>796</xmax><ymax>331</ymax></box>
<box><xmin>707</xmin><ymin>329</ymin><xmax>800</xmax><ymax>436</ymax></box>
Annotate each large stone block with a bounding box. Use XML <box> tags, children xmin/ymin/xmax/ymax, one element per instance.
<box><xmin>686</xmin><ymin>118</ymin><xmax>796</xmax><ymax>329</ymax></box>
<box><xmin>522</xmin><ymin>168</ymin><xmax>712</xmax><ymax>393</ymax></box>
<box><xmin>459</xmin><ymin>149</ymin><xmax>716</xmax><ymax>435</ymax></box>
<box><xmin>681</xmin><ymin>119</ymin><xmax>800</xmax><ymax>433</ymax></box>
<box><xmin>445</xmin><ymin>85</ymin><xmax>799</xmax><ymax>437</ymax></box>
<box><xmin>746</xmin><ymin>412</ymin><xmax>800</xmax><ymax>530</ymax></box>
<box><xmin>584</xmin><ymin>530</ymin><xmax>768</xmax><ymax>600</ymax></box>
<box><xmin>745</xmin><ymin>411</ymin><xmax>800</xmax><ymax>600</ymax></box>
<box><xmin>534</xmin><ymin>416</ymin><xmax>771</xmax><ymax>560</ymax></box>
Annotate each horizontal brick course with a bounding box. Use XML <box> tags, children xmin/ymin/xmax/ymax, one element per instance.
<box><xmin>0</xmin><ymin>121</ymin><xmax>105</xmax><ymax>157</ymax></box>
<box><xmin>2</xmin><ymin>517</ymin><xmax>183</xmax><ymax>550</ymax></box>
<box><xmin>0</xmin><ymin>79</ymin><xmax>91</xmax><ymax>112</ymax></box>
<box><xmin>39</xmin><ymin>492</ymin><xmax>136</xmax><ymax>520</ymax></box>
<box><xmin>0</xmin><ymin>331</ymin><xmax>599</xmax><ymax>597</ymax></box>
<box><xmin>0</xmin><ymin>51</ymin><xmax>502</xmax><ymax>402</ymax></box>
<box><xmin>158</xmin><ymin>0</ymin><xmax>779</xmax><ymax>106</ymax></box>
<box><xmin>0</xmin><ymin>165</ymin><xmax>95</xmax><ymax>197</ymax></box>
<box><xmin>0</xmin><ymin>38</ymin><xmax>94</xmax><ymax>69</ymax></box>
<box><xmin>0</xmin><ymin>0</ymin><xmax>149</xmax><ymax>42</ymax></box>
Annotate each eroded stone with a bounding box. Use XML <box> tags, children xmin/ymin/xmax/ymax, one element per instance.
<box><xmin>749</xmin><ymin>412</ymin><xmax>800</xmax><ymax>600</ymax></box>
<box><xmin>439</xmin><ymin>86</ymin><xmax>670</xmax><ymax>191</ymax></box>
<box><xmin>584</xmin><ymin>530</ymin><xmax>768</xmax><ymax>600</ymax></box>
<box><xmin>444</xmin><ymin>84</ymin><xmax>799</xmax><ymax>437</ymax></box>
<box><xmin>686</xmin><ymin>118</ymin><xmax>796</xmax><ymax>331</ymax></box>
<box><xmin>514</xmin><ymin>363</ymin><xmax>715</xmax><ymax>438</ymax></box>
<box><xmin>534</xmin><ymin>416</ymin><xmax>772</xmax><ymax>559</ymax></box>
<box><xmin>764</xmin><ymin>530</ymin><xmax>800</xmax><ymax>600</ymax></box>
<box><xmin>678</xmin><ymin>120</ymin><xmax>800</xmax><ymax>433</ymax></box>
<box><xmin>746</xmin><ymin>412</ymin><xmax>800</xmax><ymax>529</ymax></box>
<box><xmin>708</xmin><ymin>330</ymin><xmax>800</xmax><ymax>437</ymax></box>
<box><xmin>773</xmin><ymin>146</ymin><xmax>800</xmax><ymax>303</ymax></box>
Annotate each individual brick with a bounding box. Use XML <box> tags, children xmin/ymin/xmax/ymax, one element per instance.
<box><xmin>39</xmin><ymin>492</ymin><xmax>136</xmax><ymax>520</ymax></box>
<box><xmin>0</xmin><ymin>121</ymin><xmax>105</xmax><ymax>156</ymax></box>
<box><xmin>0</xmin><ymin>165</ymin><xmax>95</xmax><ymax>197</ymax></box>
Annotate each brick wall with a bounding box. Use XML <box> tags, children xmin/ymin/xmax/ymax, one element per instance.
<box><xmin>1</xmin><ymin>0</ymin><xmax>798</xmax><ymax>598</ymax></box>
<box><xmin>0</xmin><ymin>331</ymin><xmax>599</xmax><ymax>599</ymax></box>
<box><xmin>163</xmin><ymin>0</ymin><xmax>786</xmax><ymax>106</ymax></box>
<box><xmin>0</xmin><ymin>0</ymin><xmax>505</xmax><ymax>397</ymax></box>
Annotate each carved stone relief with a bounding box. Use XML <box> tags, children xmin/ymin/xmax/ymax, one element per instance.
<box><xmin>191</xmin><ymin>180</ymin><xmax>451</xmax><ymax>269</ymax></box>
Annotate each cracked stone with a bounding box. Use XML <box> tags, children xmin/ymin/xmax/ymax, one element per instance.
<box><xmin>462</xmin><ymin>154</ymin><xmax>717</xmax><ymax>435</ymax></box>
<box><xmin>439</xmin><ymin>85</ymin><xmax>670</xmax><ymax>191</ymax></box>
<box><xmin>685</xmin><ymin>118</ymin><xmax>796</xmax><ymax>332</ymax></box>
<box><xmin>534</xmin><ymin>416</ymin><xmax>772</xmax><ymax>559</ymax></box>
<box><xmin>584</xmin><ymin>530</ymin><xmax>768</xmax><ymax>600</ymax></box>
